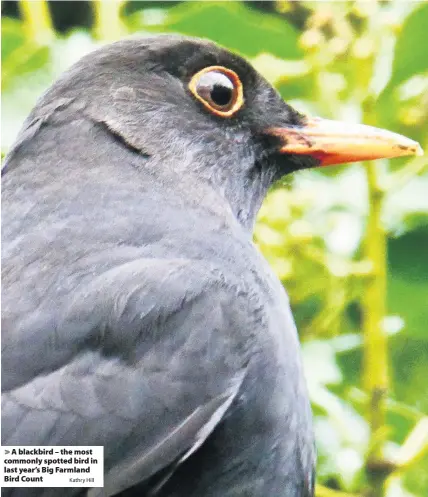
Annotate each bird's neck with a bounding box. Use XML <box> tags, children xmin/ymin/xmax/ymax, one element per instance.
<box><xmin>220</xmin><ymin>163</ymin><xmax>275</xmax><ymax>231</ymax></box>
<box><xmin>144</xmin><ymin>151</ymin><xmax>275</xmax><ymax>233</ymax></box>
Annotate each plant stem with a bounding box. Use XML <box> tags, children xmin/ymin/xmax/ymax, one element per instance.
<box><xmin>392</xmin><ymin>417</ymin><xmax>428</xmax><ymax>469</ymax></box>
<box><xmin>92</xmin><ymin>0</ymin><xmax>124</xmax><ymax>41</ymax></box>
<box><xmin>362</xmin><ymin>160</ymin><xmax>389</xmax><ymax>497</ymax></box>
<box><xmin>19</xmin><ymin>0</ymin><xmax>54</xmax><ymax>44</ymax></box>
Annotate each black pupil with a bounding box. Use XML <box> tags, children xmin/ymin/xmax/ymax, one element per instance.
<box><xmin>211</xmin><ymin>84</ymin><xmax>232</xmax><ymax>107</ymax></box>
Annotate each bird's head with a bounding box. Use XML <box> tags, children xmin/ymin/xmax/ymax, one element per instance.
<box><xmin>33</xmin><ymin>35</ymin><xmax>422</xmax><ymax>229</ymax></box>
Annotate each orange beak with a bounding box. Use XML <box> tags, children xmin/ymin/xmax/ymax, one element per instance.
<box><xmin>269</xmin><ymin>116</ymin><xmax>423</xmax><ymax>166</ymax></box>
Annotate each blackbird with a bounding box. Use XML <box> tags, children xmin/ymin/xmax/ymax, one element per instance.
<box><xmin>1</xmin><ymin>36</ymin><xmax>422</xmax><ymax>497</ymax></box>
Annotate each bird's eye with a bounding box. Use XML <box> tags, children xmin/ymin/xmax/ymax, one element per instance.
<box><xmin>189</xmin><ymin>66</ymin><xmax>244</xmax><ymax>117</ymax></box>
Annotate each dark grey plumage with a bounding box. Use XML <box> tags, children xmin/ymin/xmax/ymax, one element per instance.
<box><xmin>2</xmin><ymin>36</ymin><xmax>315</xmax><ymax>497</ymax></box>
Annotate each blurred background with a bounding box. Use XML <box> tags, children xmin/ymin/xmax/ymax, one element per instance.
<box><xmin>1</xmin><ymin>1</ymin><xmax>427</xmax><ymax>496</ymax></box>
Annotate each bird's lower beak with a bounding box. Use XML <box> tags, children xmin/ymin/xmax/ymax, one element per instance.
<box><xmin>268</xmin><ymin>116</ymin><xmax>423</xmax><ymax>166</ymax></box>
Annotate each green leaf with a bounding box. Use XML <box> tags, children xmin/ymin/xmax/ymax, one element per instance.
<box><xmin>388</xmin><ymin>228</ymin><xmax>428</xmax><ymax>341</ymax></box>
<box><xmin>374</xmin><ymin>3</ymin><xmax>428</xmax><ymax>143</ymax></box>
<box><xmin>1</xmin><ymin>43</ymin><xmax>50</xmax><ymax>91</ymax></box>
<box><xmin>129</xmin><ymin>2</ymin><xmax>302</xmax><ymax>60</ymax></box>
<box><xmin>390</xmin><ymin>2</ymin><xmax>428</xmax><ymax>87</ymax></box>
<box><xmin>1</xmin><ymin>18</ymin><xmax>26</xmax><ymax>61</ymax></box>
<box><xmin>1</xmin><ymin>17</ymin><xmax>50</xmax><ymax>91</ymax></box>
<box><xmin>277</xmin><ymin>72</ymin><xmax>315</xmax><ymax>101</ymax></box>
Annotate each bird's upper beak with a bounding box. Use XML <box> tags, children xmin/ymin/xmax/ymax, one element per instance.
<box><xmin>268</xmin><ymin>116</ymin><xmax>423</xmax><ymax>166</ymax></box>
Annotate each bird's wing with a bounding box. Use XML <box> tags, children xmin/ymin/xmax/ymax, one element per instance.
<box><xmin>2</xmin><ymin>258</ymin><xmax>252</xmax><ymax>497</ymax></box>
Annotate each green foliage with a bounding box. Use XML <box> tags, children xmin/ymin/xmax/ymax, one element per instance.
<box><xmin>1</xmin><ymin>17</ymin><xmax>50</xmax><ymax>90</ymax></box>
<box><xmin>2</xmin><ymin>1</ymin><xmax>427</xmax><ymax>496</ymax></box>
<box><xmin>390</xmin><ymin>2</ymin><xmax>428</xmax><ymax>88</ymax></box>
<box><xmin>127</xmin><ymin>1</ymin><xmax>303</xmax><ymax>59</ymax></box>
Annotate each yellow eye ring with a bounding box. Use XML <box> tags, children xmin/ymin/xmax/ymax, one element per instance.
<box><xmin>188</xmin><ymin>66</ymin><xmax>244</xmax><ymax>118</ymax></box>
